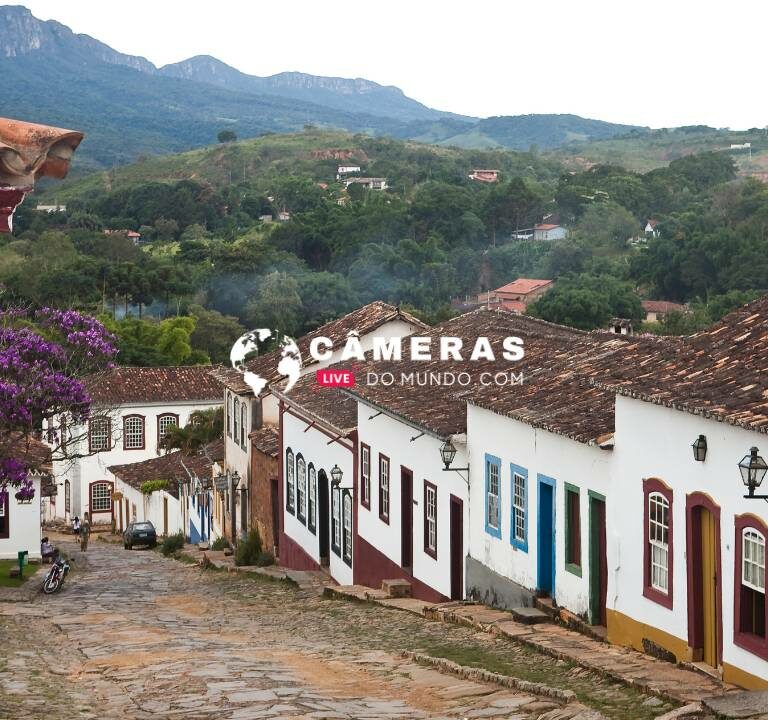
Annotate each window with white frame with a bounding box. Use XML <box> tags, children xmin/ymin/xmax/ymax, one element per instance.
<box><xmin>157</xmin><ymin>414</ymin><xmax>178</xmax><ymax>447</ymax></box>
<box><xmin>649</xmin><ymin>492</ymin><xmax>670</xmax><ymax>593</ymax></box>
<box><xmin>331</xmin><ymin>486</ymin><xmax>341</xmax><ymax>555</ymax></box>
<box><xmin>512</xmin><ymin>472</ymin><xmax>526</xmax><ymax>544</ymax></box>
<box><xmin>296</xmin><ymin>455</ymin><xmax>307</xmax><ymax>523</ymax></box>
<box><xmin>424</xmin><ymin>482</ymin><xmax>437</xmax><ymax>557</ymax></box>
<box><xmin>233</xmin><ymin>397</ymin><xmax>240</xmax><ymax>439</ymax></box>
<box><xmin>89</xmin><ymin>417</ymin><xmax>111</xmax><ymax>452</ymax></box>
<box><xmin>485</xmin><ymin>456</ymin><xmax>500</xmax><ymax>536</ymax></box>
<box><xmin>361</xmin><ymin>444</ymin><xmax>371</xmax><ymax>508</ymax></box>
<box><xmin>308</xmin><ymin>464</ymin><xmax>317</xmax><ymax>533</ymax></box>
<box><xmin>379</xmin><ymin>455</ymin><xmax>390</xmax><ymax>521</ymax></box>
<box><xmin>285</xmin><ymin>448</ymin><xmax>295</xmax><ymax>513</ymax></box>
<box><xmin>738</xmin><ymin>524</ymin><xmax>767</xmax><ymax>641</ymax></box>
<box><xmin>240</xmin><ymin>402</ymin><xmax>246</xmax><ymax>448</ymax></box>
<box><xmin>91</xmin><ymin>481</ymin><xmax>112</xmax><ymax>512</ymax></box>
<box><xmin>343</xmin><ymin>492</ymin><xmax>352</xmax><ymax>566</ymax></box>
<box><xmin>227</xmin><ymin>394</ymin><xmax>232</xmax><ymax>437</ymax></box>
<box><xmin>743</xmin><ymin>529</ymin><xmax>766</xmax><ymax>593</ymax></box>
<box><xmin>123</xmin><ymin>415</ymin><xmax>145</xmax><ymax>450</ymax></box>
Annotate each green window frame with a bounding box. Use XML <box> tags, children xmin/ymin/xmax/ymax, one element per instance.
<box><xmin>564</xmin><ymin>482</ymin><xmax>582</xmax><ymax>577</ymax></box>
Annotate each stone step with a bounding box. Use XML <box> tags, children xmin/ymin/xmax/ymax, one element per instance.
<box><xmin>382</xmin><ymin>578</ymin><xmax>412</xmax><ymax>598</ymax></box>
<box><xmin>509</xmin><ymin>606</ymin><xmax>551</xmax><ymax>625</ymax></box>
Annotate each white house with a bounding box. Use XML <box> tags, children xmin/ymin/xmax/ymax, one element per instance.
<box><xmin>49</xmin><ymin>366</ymin><xmax>223</xmax><ymax>527</ymax></box>
<box><xmin>336</xmin><ymin>164</ymin><xmax>361</xmax><ymax>179</ymax></box>
<box><xmin>343</xmin><ymin>177</ymin><xmax>388</xmax><ymax>191</ymax></box>
<box><xmin>533</xmin><ymin>224</ymin><xmax>568</xmax><ymax>241</ymax></box>
<box><xmin>211</xmin><ymin>302</ymin><xmax>426</xmax><ymax>546</ymax></box>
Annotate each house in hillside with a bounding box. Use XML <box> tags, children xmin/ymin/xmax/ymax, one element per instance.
<box><xmin>210</xmin><ymin>302</ymin><xmax>427</xmax><ymax>547</ymax></box>
<box><xmin>336</xmin><ymin>164</ymin><xmax>361</xmax><ymax>179</ymax></box>
<box><xmin>642</xmin><ymin>300</ymin><xmax>687</xmax><ymax>323</ymax></box>
<box><xmin>645</xmin><ymin>219</ymin><xmax>660</xmax><ymax>237</ymax></box>
<box><xmin>591</xmin><ymin>296</ymin><xmax>768</xmax><ymax>689</ymax></box>
<box><xmin>609</xmin><ymin>318</ymin><xmax>634</xmax><ymax>336</ymax></box>
<box><xmin>108</xmin><ymin>440</ymin><xmax>223</xmax><ymax>540</ymax></box>
<box><xmin>0</xmin><ymin>116</ymin><xmax>83</xmax><ymax>233</ymax></box>
<box><xmin>343</xmin><ymin>177</ymin><xmax>388</xmax><ymax>191</ymax></box>
<box><xmin>278</xmin><ymin>211</ymin><xmax>291</xmax><ymax>222</ymax></box>
<box><xmin>47</xmin><ymin>367</ymin><xmax>223</xmax><ymax>527</ymax></box>
<box><xmin>533</xmin><ymin>224</ymin><xmax>568</xmax><ymax>241</ymax></box>
<box><xmin>272</xmin><ymin>379</ymin><xmax>358</xmax><ymax>586</ymax></box>
<box><xmin>0</xmin><ymin>436</ymin><xmax>53</xmax><ymax>561</ymax></box>
<box><xmin>36</xmin><ymin>204</ymin><xmax>66</xmax><ymax>213</ymax></box>
<box><xmin>469</xmin><ymin>169</ymin><xmax>499</xmax><ymax>183</ymax></box>
<box><xmin>453</xmin><ymin>279</ymin><xmax>554</xmax><ymax>315</ymax></box>
<box><xmin>127</xmin><ymin>230</ymin><xmax>142</xmax><ymax>245</ymax></box>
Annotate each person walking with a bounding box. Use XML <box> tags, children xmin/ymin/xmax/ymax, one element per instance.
<box><xmin>80</xmin><ymin>512</ymin><xmax>91</xmax><ymax>552</ymax></box>
<box><xmin>72</xmin><ymin>515</ymin><xmax>80</xmax><ymax>536</ymax></box>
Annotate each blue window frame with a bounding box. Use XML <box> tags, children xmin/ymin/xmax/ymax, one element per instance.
<box><xmin>484</xmin><ymin>453</ymin><xmax>502</xmax><ymax>539</ymax></box>
<box><xmin>510</xmin><ymin>463</ymin><xmax>528</xmax><ymax>552</ymax></box>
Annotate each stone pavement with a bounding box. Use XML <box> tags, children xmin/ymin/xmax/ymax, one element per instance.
<box><xmin>0</xmin><ymin>539</ymin><xmax>673</xmax><ymax>720</ymax></box>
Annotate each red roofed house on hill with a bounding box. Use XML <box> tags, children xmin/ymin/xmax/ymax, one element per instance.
<box><xmin>468</xmin><ymin>169</ymin><xmax>499</xmax><ymax>183</ymax></box>
<box><xmin>641</xmin><ymin>299</ymin><xmax>688</xmax><ymax>323</ymax></box>
<box><xmin>533</xmin><ymin>223</ymin><xmax>568</xmax><ymax>241</ymax></box>
<box><xmin>0</xmin><ymin>116</ymin><xmax>83</xmax><ymax>233</ymax></box>
<box><xmin>454</xmin><ymin>279</ymin><xmax>554</xmax><ymax>314</ymax></box>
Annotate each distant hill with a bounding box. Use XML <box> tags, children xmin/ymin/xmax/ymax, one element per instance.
<box><xmin>1</xmin><ymin>5</ymin><xmax>647</xmax><ymax>169</ymax></box>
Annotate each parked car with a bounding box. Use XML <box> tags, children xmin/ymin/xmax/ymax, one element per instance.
<box><xmin>123</xmin><ymin>521</ymin><xmax>157</xmax><ymax>549</ymax></box>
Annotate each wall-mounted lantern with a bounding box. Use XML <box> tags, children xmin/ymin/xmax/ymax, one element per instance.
<box><xmin>739</xmin><ymin>447</ymin><xmax>768</xmax><ymax>499</ymax></box>
<box><xmin>692</xmin><ymin>435</ymin><xmax>707</xmax><ymax>462</ymax></box>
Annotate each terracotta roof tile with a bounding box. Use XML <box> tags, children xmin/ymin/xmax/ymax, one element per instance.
<box><xmin>641</xmin><ymin>300</ymin><xmax>687</xmax><ymax>314</ymax></box>
<box><xmin>273</xmin><ymin>375</ymin><xmax>358</xmax><ymax>436</ymax></box>
<box><xmin>494</xmin><ymin>278</ymin><xmax>553</xmax><ymax>295</ymax></box>
<box><xmin>85</xmin><ymin>366</ymin><xmax>224</xmax><ymax>405</ymax></box>
<box><xmin>249</xmin><ymin>426</ymin><xmax>279</xmax><ymax>458</ymax></box>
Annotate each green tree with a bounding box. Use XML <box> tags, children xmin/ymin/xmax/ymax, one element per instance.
<box><xmin>217</xmin><ymin>130</ymin><xmax>237</xmax><ymax>143</ymax></box>
<box><xmin>188</xmin><ymin>305</ymin><xmax>246</xmax><ymax>363</ymax></box>
<box><xmin>245</xmin><ymin>271</ymin><xmax>303</xmax><ymax>335</ymax></box>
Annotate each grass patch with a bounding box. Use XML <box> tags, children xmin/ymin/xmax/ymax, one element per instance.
<box><xmin>0</xmin><ymin>559</ymin><xmax>35</xmax><ymax>587</ymax></box>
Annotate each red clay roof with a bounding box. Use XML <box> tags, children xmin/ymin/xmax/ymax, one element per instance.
<box><xmin>534</xmin><ymin>224</ymin><xmax>561</xmax><ymax>231</ymax></box>
<box><xmin>212</xmin><ymin>301</ymin><xmax>429</xmax><ymax>394</ymax></box>
<box><xmin>249</xmin><ymin>426</ymin><xmax>280</xmax><ymax>458</ymax></box>
<box><xmin>641</xmin><ymin>300</ymin><xmax>687</xmax><ymax>314</ymax></box>
<box><xmin>495</xmin><ymin>278</ymin><xmax>553</xmax><ymax>295</ymax></box>
<box><xmin>0</xmin><ymin>117</ymin><xmax>83</xmax><ymax>186</ymax></box>
<box><xmin>273</xmin><ymin>375</ymin><xmax>358</xmax><ymax>436</ymax></box>
<box><xmin>85</xmin><ymin>366</ymin><xmax>224</xmax><ymax>405</ymax></box>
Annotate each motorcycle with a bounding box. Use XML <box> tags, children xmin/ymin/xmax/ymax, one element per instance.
<box><xmin>42</xmin><ymin>555</ymin><xmax>70</xmax><ymax>594</ymax></box>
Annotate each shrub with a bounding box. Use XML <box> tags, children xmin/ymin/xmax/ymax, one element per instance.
<box><xmin>211</xmin><ymin>537</ymin><xmax>230</xmax><ymax>551</ymax></box>
<box><xmin>140</xmin><ymin>479</ymin><xmax>169</xmax><ymax>495</ymax></box>
<box><xmin>160</xmin><ymin>532</ymin><xmax>185</xmax><ymax>556</ymax></box>
<box><xmin>235</xmin><ymin>529</ymin><xmax>263</xmax><ymax>566</ymax></box>
<box><xmin>255</xmin><ymin>551</ymin><xmax>274</xmax><ymax>567</ymax></box>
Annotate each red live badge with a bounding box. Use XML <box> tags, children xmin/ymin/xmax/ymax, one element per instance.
<box><xmin>316</xmin><ymin>369</ymin><xmax>355</xmax><ymax>387</ymax></box>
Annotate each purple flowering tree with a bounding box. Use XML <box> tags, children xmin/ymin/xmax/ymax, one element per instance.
<box><xmin>0</xmin><ymin>305</ymin><xmax>118</xmax><ymax>493</ymax></box>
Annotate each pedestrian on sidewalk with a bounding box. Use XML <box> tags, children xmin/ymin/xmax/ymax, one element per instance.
<box><xmin>80</xmin><ymin>513</ymin><xmax>91</xmax><ymax>551</ymax></box>
<box><xmin>72</xmin><ymin>515</ymin><xmax>80</xmax><ymax>536</ymax></box>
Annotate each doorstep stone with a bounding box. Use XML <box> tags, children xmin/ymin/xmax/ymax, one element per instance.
<box><xmin>381</xmin><ymin>578</ymin><xmax>411</xmax><ymax>598</ymax></box>
<box><xmin>703</xmin><ymin>691</ymin><xmax>768</xmax><ymax>718</ymax></box>
<box><xmin>510</xmin><ymin>606</ymin><xmax>551</xmax><ymax>624</ymax></box>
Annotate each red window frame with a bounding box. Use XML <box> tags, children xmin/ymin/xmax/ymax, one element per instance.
<box><xmin>643</xmin><ymin>477</ymin><xmax>673</xmax><ymax>610</ymax></box>
<box><xmin>157</xmin><ymin>413</ymin><xmax>179</xmax><ymax>449</ymax></box>
<box><xmin>378</xmin><ymin>453</ymin><xmax>390</xmax><ymax>524</ymax></box>
<box><xmin>734</xmin><ymin>513</ymin><xmax>768</xmax><ymax>660</ymax></box>
<box><xmin>360</xmin><ymin>443</ymin><xmax>371</xmax><ymax>510</ymax></box>
<box><xmin>0</xmin><ymin>490</ymin><xmax>9</xmax><ymax>539</ymax></box>
<box><xmin>424</xmin><ymin>480</ymin><xmax>438</xmax><ymax>559</ymax></box>
<box><xmin>122</xmin><ymin>414</ymin><xmax>146</xmax><ymax>451</ymax></box>
<box><xmin>88</xmin><ymin>417</ymin><xmax>112</xmax><ymax>453</ymax></box>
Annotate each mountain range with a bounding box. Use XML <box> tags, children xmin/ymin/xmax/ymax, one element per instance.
<box><xmin>0</xmin><ymin>5</ymin><xmax>647</xmax><ymax>169</ymax></box>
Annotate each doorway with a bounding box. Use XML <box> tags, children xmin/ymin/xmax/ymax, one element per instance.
<box><xmin>589</xmin><ymin>492</ymin><xmax>607</xmax><ymax>626</ymax></box>
<box><xmin>687</xmin><ymin>495</ymin><xmax>722</xmax><ymax>668</ymax></box>
<box><xmin>450</xmin><ymin>495</ymin><xmax>464</xmax><ymax>600</ymax></box>
<box><xmin>537</xmin><ymin>475</ymin><xmax>556</xmax><ymax>596</ymax></box>
<box><xmin>270</xmin><ymin>478</ymin><xmax>280</xmax><ymax>555</ymax></box>
<box><xmin>401</xmin><ymin>467</ymin><xmax>413</xmax><ymax>570</ymax></box>
<box><xmin>163</xmin><ymin>496</ymin><xmax>168</xmax><ymax>536</ymax></box>
<box><xmin>318</xmin><ymin>470</ymin><xmax>330</xmax><ymax>565</ymax></box>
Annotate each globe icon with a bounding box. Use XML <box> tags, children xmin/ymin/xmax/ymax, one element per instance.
<box><xmin>229</xmin><ymin>329</ymin><xmax>302</xmax><ymax>395</ymax></box>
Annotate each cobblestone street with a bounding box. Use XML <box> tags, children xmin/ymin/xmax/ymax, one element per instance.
<box><xmin>1</xmin><ymin>539</ymin><xmax>690</xmax><ymax>719</ymax></box>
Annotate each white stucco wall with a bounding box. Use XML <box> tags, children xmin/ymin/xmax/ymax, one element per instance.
<box><xmin>282</xmin><ymin>409</ymin><xmax>354</xmax><ymax>585</ymax></box>
<box><xmin>0</xmin><ymin>476</ymin><xmax>42</xmax><ymax>560</ymax></box>
<box><xmin>356</xmin><ymin>401</ymin><xmax>469</xmax><ymax>599</ymax></box>
<box><xmin>613</xmin><ymin>394</ymin><xmax>768</xmax><ymax>680</ymax></box>
<box><xmin>112</xmin><ymin>476</ymin><xmax>183</xmax><ymax>538</ymax></box>
<box><xmin>466</xmin><ymin>404</ymin><xmax>612</xmax><ymax>616</ymax></box>
<box><xmin>52</xmin><ymin>400</ymin><xmax>220</xmax><ymax>523</ymax></box>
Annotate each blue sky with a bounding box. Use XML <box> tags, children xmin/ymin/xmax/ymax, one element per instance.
<box><xmin>18</xmin><ymin>0</ymin><xmax>768</xmax><ymax>128</ymax></box>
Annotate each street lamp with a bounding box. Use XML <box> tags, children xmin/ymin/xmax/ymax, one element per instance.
<box><xmin>440</xmin><ymin>439</ymin><xmax>457</xmax><ymax>470</ymax></box>
<box><xmin>692</xmin><ymin>435</ymin><xmax>707</xmax><ymax>462</ymax></box>
<box><xmin>739</xmin><ymin>447</ymin><xmax>768</xmax><ymax>499</ymax></box>
<box><xmin>330</xmin><ymin>464</ymin><xmax>343</xmax><ymax>487</ymax></box>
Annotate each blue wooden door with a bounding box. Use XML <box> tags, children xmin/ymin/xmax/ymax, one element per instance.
<box><xmin>537</xmin><ymin>477</ymin><xmax>555</xmax><ymax>595</ymax></box>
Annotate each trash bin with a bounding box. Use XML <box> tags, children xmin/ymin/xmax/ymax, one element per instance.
<box><xmin>17</xmin><ymin>550</ymin><xmax>28</xmax><ymax>577</ymax></box>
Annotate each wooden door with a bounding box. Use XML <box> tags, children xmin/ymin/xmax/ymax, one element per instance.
<box><xmin>163</xmin><ymin>496</ymin><xmax>168</xmax><ymax>537</ymax></box>
<box><xmin>401</xmin><ymin>468</ymin><xmax>413</xmax><ymax>570</ymax></box>
<box><xmin>537</xmin><ymin>478</ymin><xmax>555</xmax><ymax>595</ymax></box>
<box><xmin>589</xmin><ymin>494</ymin><xmax>608</xmax><ymax>626</ymax></box>
<box><xmin>318</xmin><ymin>470</ymin><xmax>330</xmax><ymax>564</ymax></box>
<box><xmin>701</xmin><ymin>507</ymin><xmax>718</xmax><ymax>667</ymax></box>
<box><xmin>450</xmin><ymin>496</ymin><xmax>464</xmax><ymax>600</ymax></box>
<box><xmin>270</xmin><ymin>478</ymin><xmax>280</xmax><ymax>554</ymax></box>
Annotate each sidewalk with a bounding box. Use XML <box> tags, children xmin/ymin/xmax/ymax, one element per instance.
<box><xmin>327</xmin><ymin>587</ymin><xmax>737</xmax><ymax>707</ymax></box>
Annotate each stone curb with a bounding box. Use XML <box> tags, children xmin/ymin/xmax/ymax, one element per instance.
<box><xmin>401</xmin><ymin>650</ymin><xmax>577</xmax><ymax>703</ymax></box>
<box><xmin>0</xmin><ymin>565</ymin><xmax>46</xmax><ymax>602</ymax></box>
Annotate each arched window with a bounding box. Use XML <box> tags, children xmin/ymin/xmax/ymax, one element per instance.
<box><xmin>227</xmin><ymin>394</ymin><xmax>232</xmax><ymax>437</ymax></box>
<box><xmin>735</xmin><ymin>516</ymin><xmax>767</xmax><ymax>652</ymax></box>
<box><xmin>157</xmin><ymin>413</ymin><xmax>179</xmax><ymax>449</ymax></box>
<box><xmin>342</xmin><ymin>491</ymin><xmax>352</xmax><ymax>566</ymax></box>
<box><xmin>308</xmin><ymin>464</ymin><xmax>317</xmax><ymax>534</ymax></box>
<box><xmin>123</xmin><ymin>415</ymin><xmax>145</xmax><ymax>450</ymax></box>
<box><xmin>331</xmin><ymin>485</ymin><xmax>341</xmax><ymax>556</ymax></box>
<box><xmin>285</xmin><ymin>448</ymin><xmax>295</xmax><ymax>514</ymax></box>
<box><xmin>296</xmin><ymin>455</ymin><xmax>307</xmax><ymax>523</ymax></box>
<box><xmin>233</xmin><ymin>397</ymin><xmax>240</xmax><ymax>440</ymax></box>
<box><xmin>643</xmin><ymin>479</ymin><xmax>673</xmax><ymax>609</ymax></box>
<box><xmin>240</xmin><ymin>402</ymin><xmax>246</xmax><ymax>448</ymax></box>
<box><xmin>65</xmin><ymin>480</ymin><xmax>71</xmax><ymax>515</ymax></box>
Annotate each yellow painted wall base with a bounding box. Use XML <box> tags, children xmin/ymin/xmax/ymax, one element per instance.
<box><xmin>723</xmin><ymin>662</ymin><xmax>768</xmax><ymax>690</ymax></box>
<box><xmin>607</xmin><ymin>609</ymin><xmax>690</xmax><ymax>662</ymax></box>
